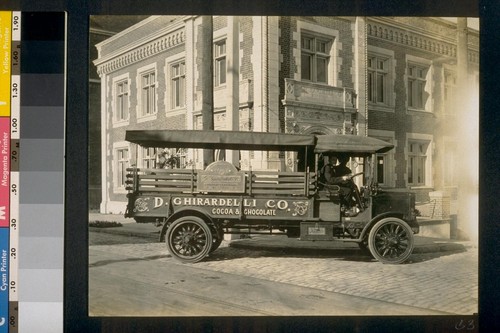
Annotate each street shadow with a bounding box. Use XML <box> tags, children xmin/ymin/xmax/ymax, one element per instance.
<box><xmin>405</xmin><ymin>247</ymin><xmax>468</xmax><ymax>264</ymax></box>
<box><xmin>89</xmin><ymin>254</ymin><xmax>170</xmax><ymax>268</ymax></box>
<box><xmin>204</xmin><ymin>242</ymin><xmax>470</xmax><ymax>264</ymax></box>
<box><xmin>204</xmin><ymin>245</ymin><xmax>377</xmax><ymax>263</ymax></box>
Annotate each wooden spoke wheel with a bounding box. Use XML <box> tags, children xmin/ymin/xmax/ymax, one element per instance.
<box><xmin>368</xmin><ymin>217</ymin><xmax>414</xmax><ymax>264</ymax></box>
<box><xmin>166</xmin><ymin>216</ymin><xmax>213</xmax><ymax>263</ymax></box>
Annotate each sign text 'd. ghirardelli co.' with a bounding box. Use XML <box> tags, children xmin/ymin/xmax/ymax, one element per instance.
<box><xmin>173</xmin><ymin>197</ymin><xmax>310</xmax><ymax>217</ymax></box>
<box><xmin>133</xmin><ymin>195</ymin><xmax>311</xmax><ymax>218</ymax></box>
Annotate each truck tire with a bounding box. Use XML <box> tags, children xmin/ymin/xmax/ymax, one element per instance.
<box><xmin>357</xmin><ymin>240</ymin><xmax>372</xmax><ymax>256</ymax></box>
<box><xmin>166</xmin><ymin>216</ymin><xmax>213</xmax><ymax>263</ymax></box>
<box><xmin>210</xmin><ymin>224</ymin><xmax>224</xmax><ymax>253</ymax></box>
<box><xmin>368</xmin><ymin>217</ymin><xmax>414</xmax><ymax>264</ymax></box>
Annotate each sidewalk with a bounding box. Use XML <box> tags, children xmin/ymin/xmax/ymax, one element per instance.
<box><xmin>89</xmin><ymin>213</ymin><xmax>474</xmax><ymax>254</ymax></box>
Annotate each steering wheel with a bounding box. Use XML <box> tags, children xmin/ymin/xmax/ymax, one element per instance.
<box><xmin>341</xmin><ymin>172</ymin><xmax>363</xmax><ymax>181</ymax></box>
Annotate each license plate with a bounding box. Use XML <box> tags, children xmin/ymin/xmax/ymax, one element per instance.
<box><xmin>308</xmin><ymin>227</ymin><xmax>326</xmax><ymax>235</ymax></box>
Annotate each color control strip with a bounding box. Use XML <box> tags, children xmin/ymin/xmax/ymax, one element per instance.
<box><xmin>9</xmin><ymin>11</ymin><xmax>20</xmax><ymax>333</ymax></box>
<box><xmin>17</xmin><ymin>12</ymin><xmax>65</xmax><ymax>333</ymax></box>
<box><xmin>0</xmin><ymin>11</ymin><xmax>13</xmax><ymax>333</ymax></box>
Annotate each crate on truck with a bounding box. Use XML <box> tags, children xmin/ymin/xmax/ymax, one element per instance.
<box><xmin>124</xmin><ymin>130</ymin><xmax>419</xmax><ymax>264</ymax></box>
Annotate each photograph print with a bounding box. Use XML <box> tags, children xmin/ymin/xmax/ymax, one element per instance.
<box><xmin>88</xmin><ymin>15</ymin><xmax>478</xmax><ymax>317</ymax></box>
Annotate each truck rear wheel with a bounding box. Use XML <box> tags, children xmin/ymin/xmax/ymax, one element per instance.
<box><xmin>166</xmin><ymin>216</ymin><xmax>213</xmax><ymax>263</ymax></box>
<box><xmin>368</xmin><ymin>217</ymin><xmax>414</xmax><ymax>264</ymax></box>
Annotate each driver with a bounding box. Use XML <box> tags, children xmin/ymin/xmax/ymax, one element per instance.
<box><xmin>323</xmin><ymin>154</ymin><xmax>351</xmax><ymax>184</ymax></box>
<box><xmin>324</xmin><ymin>154</ymin><xmax>357</xmax><ymax>210</ymax></box>
<box><xmin>333</xmin><ymin>154</ymin><xmax>352</xmax><ymax>179</ymax></box>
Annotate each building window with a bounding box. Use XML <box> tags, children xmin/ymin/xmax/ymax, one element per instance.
<box><xmin>176</xmin><ymin>148</ymin><xmax>189</xmax><ymax>168</ymax></box>
<box><xmin>141</xmin><ymin>71</ymin><xmax>156</xmax><ymax>116</ymax></box>
<box><xmin>301</xmin><ymin>35</ymin><xmax>331</xmax><ymax>83</ymax></box>
<box><xmin>171</xmin><ymin>61</ymin><xmax>186</xmax><ymax>109</ymax></box>
<box><xmin>140</xmin><ymin>147</ymin><xmax>157</xmax><ymax>169</ymax></box>
<box><xmin>407</xmin><ymin>63</ymin><xmax>429</xmax><ymax>109</ymax></box>
<box><xmin>116</xmin><ymin>148</ymin><xmax>129</xmax><ymax>188</ymax></box>
<box><xmin>368</xmin><ymin>55</ymin><xmax>389</xmax><ymax>104</ymax></box>
<box><xmin>377</xmin><ymin>155</ymin><xmax>385</xmax><ymax>184</ymax></box>
<box><xmin>375</xmin><ymin>139</ymin><xmax>393</xmax><ymax>186</ymax></box>
<box><xmin>115</xmin><ymin>80</ymin><xmax>129</xmax><ymax>121</ymax></box>
<box><xmin>408</xmin><ymin>142</ymin><xmax>427</xmax><ymax>186</ymax></box>
<box><xmin>214</xmin><ymin>40</ymin><xmax>226</xmax><ymax>86</ymax></box>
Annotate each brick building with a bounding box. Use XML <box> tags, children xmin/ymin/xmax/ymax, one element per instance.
<box><xmin>365</xmin><ymin>17</ymin><xmax>479</xmax><ymax>203</ymax></box>
<box><xmin>92</xmin><ymin>16</ymin><xmax>479</xmax><ymax>239</ymax></box>
<box><xmin>89</xmin><ymin>16</ymin><xmax>149</xmax><ymax>210</ymax></box>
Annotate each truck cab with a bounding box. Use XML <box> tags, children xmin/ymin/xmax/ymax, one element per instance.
<box><xmin>124</xmin><ymin>130</ymin><xmax>419</xmax><ymax>264</ymax></box>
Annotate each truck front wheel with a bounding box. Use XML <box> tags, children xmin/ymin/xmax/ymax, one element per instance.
<box><xmin>166</xmin><ymin>216</ymin><xmax>213</xmax><ymax>263</ymax></box>
<box><xmin>368</xmin><ymin>217</ymin><xmax>414</xmax><ymax>264</ymax></box>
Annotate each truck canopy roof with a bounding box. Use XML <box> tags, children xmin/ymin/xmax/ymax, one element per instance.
<box><xmin>125</xmin><ymin>130</ymin><xmax>315</xmax><ymax>151</ymax></box>
<box><xmin>125</xmin><ymin>130</ymin><xmax>394</xmax><ymax>154</ymax></box>
<box><xmin>315</xmin><ymin>134</ymin><xmax>394</xmax><ymax>154</ymax></box>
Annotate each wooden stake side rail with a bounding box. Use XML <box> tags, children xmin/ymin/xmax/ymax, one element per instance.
<box><xmin>126</xmin><ymin>168</ymin><xmax>316</xmax><ymax>196</ymax></box>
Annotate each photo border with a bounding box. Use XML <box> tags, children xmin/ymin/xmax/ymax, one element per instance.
<box><xmin>1</xmin><ymin>0</ymin><xmax>496</xmax><ymax>332</ymax></box>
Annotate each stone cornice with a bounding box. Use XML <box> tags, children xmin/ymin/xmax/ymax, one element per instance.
<box><xmin>367</xmin><ymin>18</ymin><xmax>479</xmax><ymax>65</ymax></box>
<box><xmin>282</xmin><ymin>99</ymin><xmax>356</xmax><ymax>114</ymax></box>
<box><xmin>89</xmin><ymin>28</ymin><xmax>115</xmax><ymax>37</ymax></box>
<box><xmin>95</xmin><ymin>27</ymin><xmax>185</xmax><ymax>76</ymax></box>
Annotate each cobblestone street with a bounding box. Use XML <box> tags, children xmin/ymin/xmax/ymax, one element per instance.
<box><xmin>89</xmin><ymin>238</ymin><xmax>477</xmax><ymax>315</ymax></box>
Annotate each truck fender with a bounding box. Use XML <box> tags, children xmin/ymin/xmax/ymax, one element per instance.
<box><xmin>159</xmin><ymin>208</ymin><xmax>215</xmax><ymax>242</ymax></box>
<box><xmin>359</xmin><ymin>212</ymin><xmax>405</xmax><ymax>241</ymax></box>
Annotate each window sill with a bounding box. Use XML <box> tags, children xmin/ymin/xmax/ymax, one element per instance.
<box><xmin>166</xmin><ymin>107</ymin><xmax>187</xmax><ymax>117</ymax></box>
<box><xmin>112</xmin><ymin>120</ymin><xmax>130</xmax><ymax>128</ymax></box>
<box><xmin>368</xmin><ymin>103</ymin><xmax>394</xmax><ymax>113</ymax></box>
<box><xmin>137</xmin><ymin>113</ymin><xmax>158</xmax><ymax>123</ymax></box>
<box><xmin>407</xmin><ymin>108</ymin><xmax>433</xmax><ymax>115</ymax></box>
<box><xmin>298</xmin><ymin>79</ymin><xmax>331</xmax><ymax>86</ymax></box>
<box><xmin>408</xmin><ymin>185</ymin><xmax>433</xmax><ymax>190</ymax></box>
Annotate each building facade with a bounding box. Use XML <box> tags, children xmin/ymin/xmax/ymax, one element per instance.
<box><xmin>93</xmin><ymin>16</ymin><xmax>479</xmax><ymax>239</ymax></box>
<box><xmin>365</xmin><ymin>17</ymin><xmax>479</xmax><ymax>204</ymax></box>
<box><xmin>89</xmin><ymin>16</ymin><xmax>149</xmax><ymax>210</ymax></box>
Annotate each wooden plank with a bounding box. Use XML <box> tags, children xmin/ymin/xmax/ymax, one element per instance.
<box><xmin>254</xmin><ymin>177</ymin><xmax>305</xmax><ymax>183</ymax></box>
<box><xmin>139</xmin><ymin>179</ymin><xmax>192</xmax><ymax>184</ymax></box>
<box><xmin>139</xmin><ymin>180</ymin><xmax>303</xmax><ymax>186</ymax></box>
<box><xmin>134</xmin><ymin>187</ymin><xmax>315</xmax><ymax>196</ymax></box>
<box><xmin>139</xmin><ymin>174</ymin><xmax>195</xmax><ymax>180</ymax></box>
<box><xmin>250</xmin><ymin>183</ymin><xmax>305</xmax><ymax>189</ymax></box>
<box><xmin>138</xmin><ymin>187</ymin><xmax>190</xmax><ymax>193</ymax></box>
<box><xmin>127</xmin><ymin>168</ymin><xmax>196</xmax><ymax>175</ymax></box>
<box><xmin>139</xmin><ymin>183</ymin><xmax>192</xmax><ymax>189</ymax></box>
<box><xmin>250</xmin><ymin>171</ymin><xmax>306</xmax><ymax>176</ymax></box>
<box><xmin>249</xmin><ymin>189</ymin><xmax>307</xmax><ymax>195</ymax></box>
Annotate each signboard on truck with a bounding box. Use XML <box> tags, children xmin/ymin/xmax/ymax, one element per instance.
<box><xmin>131</xmin><ymin>195</ymin><xmax>312</xmax><ymax>219</ymax></box>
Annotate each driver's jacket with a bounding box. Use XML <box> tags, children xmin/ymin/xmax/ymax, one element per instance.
<box><xmin>323</xmin><ymin>164</ymin><xmax>352</xmax><ymax>185</ymax></box>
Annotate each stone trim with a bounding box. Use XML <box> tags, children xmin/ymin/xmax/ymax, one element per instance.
<box><xmin>367</xmin><ymin>20</ymin><xmax>479</xmax><ymax>65</ymax></box>
<box><xmin>96</xmin><ymin>28</ymin><xmax>185</xmax><ymax>76</ymax></box>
